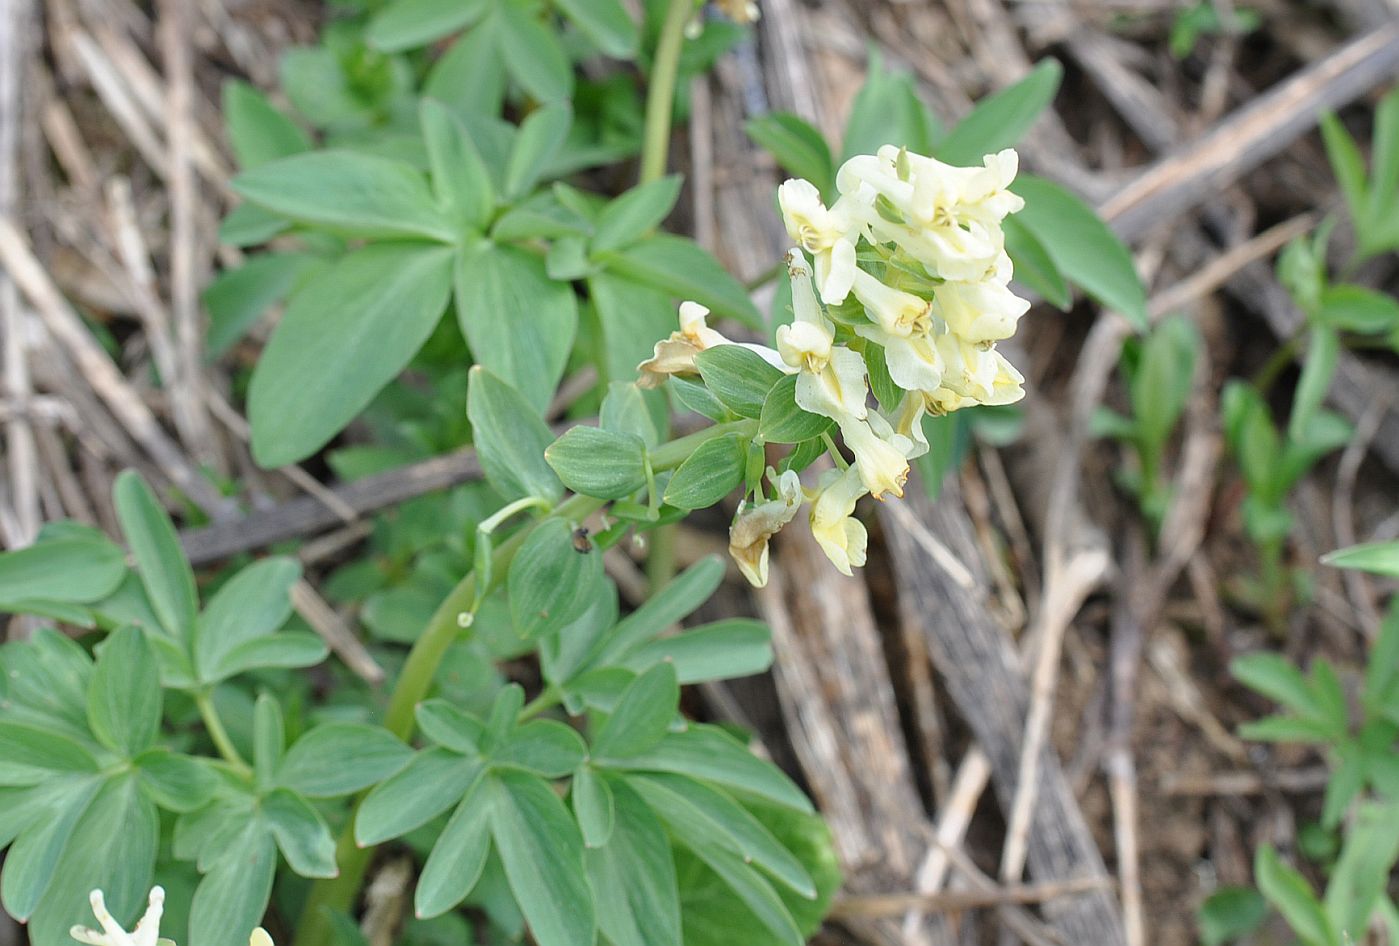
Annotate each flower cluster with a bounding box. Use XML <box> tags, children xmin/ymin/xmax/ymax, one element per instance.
<box><xmin>71</xmin><ymin>887</ymin><xmax>274</xmax><ymax>946</ymax></box>
<box><xmin>638</xmin><ymin>146</ymin><xmax>1030</xmax><ymax>585</ymax></box>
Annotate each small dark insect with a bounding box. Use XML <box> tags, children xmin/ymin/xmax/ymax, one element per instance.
<box><xmin>571</xmin><ymin>527</ymin><xmax>593</xmax><ymax>553</ymax></box>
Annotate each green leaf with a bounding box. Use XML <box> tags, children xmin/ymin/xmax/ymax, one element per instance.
<box><xmin>1321</xmin><ymin>740</ymin><xmax>1365</xmax><ymax>829</ymax></box>
<box><xmin>232</xmin><ymin>151</ymin><xmax>456</xmax><ymax>242</ymax></box>
<box><xmin>1003</xmin><ymin>215</ymin><xmax>1071</xmax><ymax>310</ymax></box>
<box><xmin>252</xmin><ymin>693</ymin><xmax>285</xmax><ymax>790</ymax></box>
<box><xmin>1012</xmin><ymin>174</ymin><xmax>1147</xmax><ymax>328</ymax></box>
<box><xmin>1288</xmin><ymin>326</ymin><xmax>1338</xmax><ymax>443</ymax></box>
<box><xmin>586</xmin><ymin>556</ymin><xmax>725</xmax><ymax>669</ymax></box>
<box><xmin>366</xmin><ymin>0</ymin><xmax>491</xmax><ymax>52</ymax></box>
<box><xmin>509</xmin><ymin>519</ymin><xmax>604</xmax><ymax>640</ymax></box>
<box><xmin>455</xmin><ymin>244</ymin><xmax>577</xmax><ymax>415</ymax></box>
<box><xmin>249</xmin><ymin>244</ymin><xmax>455</xmax><ymax>467</ymax></box>
<box><xmin>0</xmin><ymin>776</ymin><xmax>101</xmax><ymax>920</ymax></box>
<box><xmin>695</xmin><ymin>346</ymin><xmax>784</xmax><ymax>419</ymax></box>
<box><xmin>601</xmin><ymin>235</ymin><xmax>762</xmax><ymax>328</ymax></box>
<box><xmin>0</xmin><ymin>721</ymin><xmax>98</xmax><ymax>785</ymax></box>
<box><xmin>425</xmin><ymin>19</ymin><xmax>506</xmax><ymax>116</ymax></box>
<box><xmin>607</xmin><ymin>724</ymin><xmax>810</xmax><ymax>812</ymax></box>
<box><xmin>670</xmin><ymin>376</ymin><xmax>731</xmax><ymax>423</ymax></box>
<box><xmin>499</xmin><ymin>5</ymin><xmax>573</xmax><ymax>102</ymax></box>
<box><xmin>937</xmin><ymin>59</ymin><xmax>1063</xmax><ymax>166</ymax></box>
<box><xmin>1198</xmin><ymin>887</ymin><xmax>1268</xmax><ymax>946</ymax></box>
<box><xmin>1256</xmin><ymin>844</ymin><xmax>1332</xmax><ymax>946</ymax></box>
<box><xmin>1323</xmin><ymin>540</ymin><xmax>1399</xmax><ymax>579</ymax></box>
<box><xmin>1317</xmin><ymin>284</ymin><xmax>1399</xmax><ymax>334</ymax></box>
<box><xmin>489</xmin><ymin>770</ymin><xmax>596</xmax><ymax>946</ymax></box>
<box><xmin>585</xmin><ymin>779</ymin><xmax>681</xmax><ymax>946</ymax></box>
<box><xmin>1325</xmin><ymin>800</ymin><xmax>1399</xmax><ymax>938</ymax></box>
<box><xmin>276</xmin><ymin>724</ymin><xmax>412</xmax><ymax>797</ymax></box>
<box><xmin>505</xmin><ymin>103</ymin><xmax>572</xmax><ymax>199</ymax></box>
<box><xmin>572</xmin><ymin>766</ymin><xmax>615</xmax><ymax>848</ymax></box>
<box><xmin>195</xmin><ymin>557</ymin><xmax>299</xmax><ymax>683</ymax></box>
<box><xmin>757</xmin><ymin>373</ymin><xmax>832</xmax><ymax>443</ymax></box>
<box><xmin>133</xmin><ymin>749</ymin><xmax>217</xmax><ymax>813</ymax></box>
<box><xmin>25</xmin><ymin>775</ymin><xmax>158</xmax><ymax>946</ymax></box>
<box><xmin>1369</xmin><ymin>89</ymin><xmax>1399</xmax><ymax>227</ymax></box>
<box><xmin>467</xmin><ymin>366</ymin><xmax>563</xmax><ymax>502</ymax></box>
<box><xmin>631</xmin><ymin>774</ymin><xmax>815</xmax><ymax>898</ymax></box>
<box><xmin>553</xmin><ymin>0</ymin><xmax>638</xmax><ymax>58</ymax></box>
<box><xmin>588</xmin><ymin>271</ymin><xmax>681</xmax><ymax>386</ymax></box>
<box><xmin>87</xmin><ymin>626</ymin><xmax>161</xmax><ymax>757</ymax></box>
<box><xmin>544</xmin><ymin>426</ymin><xmax>649</xmax><ymax>499</ymax></box>
<box><xmin>621</xmin><ymin>619</ymin><xmax>774</xmax><ymax>685</ymax></box>
<box><xmin>593</xmin><ymin>662</ymin><xmax>679</xmax><ymax>759</ymax></box>
<box><xmin>218</xmin><ymin>202</ymin><xmax>289</xmax><ymax>247</ymax></box>
<box><xmin>203</xmin><ymin>252</ymin><xmax>325</xmax><ymax>357</ymax></box>
<box><xmin>114</xmin><ymin>471</ymin><xmax>197</xmax><ymax>638</ymax></box>
<box><xmin>356</xmin><ymin>750</ymin><xmax>484</xmax><ymax>845</ymax></box>
<box><xmin>1320</xmin><ymin>112</ymin><xmax>1366</xmax><ymax>225</ymax></box>
<box><xmin>1238</xmin><ymin>715</ymin><xmax>1337</xmax><ymax>743</ymax></box>
<box><xmin>1131</xmin><ymin>315</ymin><xmax>1198</xmax><ymax>450</ymax></box>
<box><xmin>842</xmin><ymin>52</ymin><xmax>940</xmax><ymax>161</ymax></box>
<box><xmin>0</xmin><ymin>535</ymin><xmax>125</xmax><ymax>606</ymax></box>
<box><xmin>222</xmin><ymin>80</ymin><xmax>310</xmax><ymax>170</ymax></box>
<box><xmin>215</xmin><ymin>633</ymin><xmax>327</xmax><ymax>677</ymax></box>
<box><xmin>679</xmin><ymin>842</ymin><xmax>803</xmax><ymax>946</ymax></box>
<box><xmin>600</xmin><ymin>381</ymin><xmax>660</xmax><ymax>446</ymax></box>
<box><xmin>263</xmin><ymin>788</ymin><xmax>337</xmax><ymax>878</ymax></box>
<box><xmin>188</xmin><ymin>824</ymin><xmax>277</xmax><ymax>946</ymax></box>
<box><xmin>663</xmin><ymin>435</ymin><xmax>745</xmax><ymax>509</ymax></box>
<box><xmin>746</xmin><ymin>113</ymin><xmax>835</xmax><ymax>198</ymax></box>
<box><xmin>420</xmin><ymin>99</ymin><xmax>494</xmax><ymax>231</ymax></box>
<box><xmin>417</xmin><ymin>784</ymin><xmax>493</xmax><ymax>918</ymax></box>
<box><xmin>415</xmin><ymin>700</ymin><xmax>486</xmax><ymax>755</ymax></box>
<box><xmin>1231</xmin><ymin>652</ymin><xmax>1322</xmax><ymax>718</ymax></box>
<box><xmin>593</xmin><ymin>176</ymin><xmax>683</xmax><ymax>253</ymax></box>
<box><xmin>494</xmin><ymin>720</ymin><xmax>587</xmax><ymax>777</ymax></box>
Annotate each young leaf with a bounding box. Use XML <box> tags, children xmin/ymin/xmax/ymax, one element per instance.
<box><xmin>232</xmin><ymin>151</ymin><xmax>456</xmax><ymax>242</ymax></box>
<box><xmin>222</xmin><ymin>81</ymin><xmax>311</xmax><ymax>170</ymax></box>
<box><xmin>937</xmin><ymin>59</ymin><xmax>1063</xmax><ymax>166</ymax></box>
<box><xmin>592</xmin><ymin>662</ymin><xmax>679</xmax><ymax>759</ymax></box>
<box><xmin>620</xmin><ymin>619</ymin><xmax>774</xmax><ymax>685</ymax></box>
<box><xmin>509</xmin><ymin>520</ymin><xmax>605</xmax><ymax>640</ymax></box>
<box><xmin>356</xmin><ymin>750</ymin><xmax>485</xmax><ymax>846</ymax></box>
<box><xmin>366</xmin><ymin>0</ymin><xmax>491</xmax><ymax>52</ymax></box>
<box><xmin>489</xmin><ymin>770</ymin><xmax>596</xmax><ymax>946</ymax></box>
<box><xmin>696</xmin><ymin>346</ymin><xmax>784</xmax><ymax>419</ymax></box>
<box><xmin>505</xmin><ymin>103</ymin><xmax>573</xmax><ymax>199</ymax></box>
<box><xmin>593</xmin><ymin>176</ymin><xmax>683</xmax><ymax>253</ymax></box>
<box><xmin>499</xmin><ymin>5</ymin><xmax>573</xmax><ymax>103</ymax></box>
<box><xmin>1231</xmin><ymin>652</ymin><xmax>1323</xmax><ymax>719</ymax></box>
<box><xmin>572</xmin><ymin>766</ymin><xmax>615</xmax><ymax>848</ymax></box>
<box><xmin>585</xmin><ymin>779</ymin><xmax>681</xmax><ymax>946</ymax></box>
<box><xmin>0</xmin><ymin>535</ymin><xmax>125</xmax><ymax>606</ymax></box>
<box><xmin>1012</xmin><ymin>174</ymin><xmax>1147</xmax><ymax>329</ymax></box>
<box><xmin>1317</xmin><ymin>284</ymin><xmax>1399</xmax><ymax>335</ymax></box>
<box><xmin>1323</xmin><ymin>540</ymin><xmax>1399</xmax><ymax>579</ymax></box>
<box><xmin>1198</xmin><ymin>887</ymin><xmax>1268</xmax><ymax>946</ymax></box>
<box><xmin>420</xmin><ymin>98</ymin><xmax>495</xmax><ymax>231</ymax></box>
<box><xmin>1288</xmin><ymin>326</ymin><xmax>1338</xmax><ymax>443</ymax></box>
<box><xmin>1255</xmin><ymin>845</ymin><xmax>1332</xmax><ymax>946</ymax></box>
<box><xmin>545</xmin><ymin>427</ymin><xmax>649</xmax><ymax>499</ymax></box>
<box><xmin>758</xmin><ymin>374</ymin><xmax>833</xmax><ymax>444</ymax></box>
<box><xmin>262</xmin><ymin>788</ymin><xmax>338</xmax><ymax>878</ymax></box>
<box><xmin>276</xmin><ymin>724</ymin><xmax>412</xmax><ymax>798</ymax></box>
<box><xmin>249</xmin><ymin>244</ymin><xmax>455</xmax><ymax>467</ymax></box>
<box><xmin>194</xmin><ymin>557</ymin><xmax>299</xmax><ymax>683</ymax></box>
<box><xmin>467</xmin><ymin>367</ymin><xmax>564</xmax><ymax>504</ymax></box>
<box><xmin>416</xmin><ymin>786</ymin><xmax>493</xmax><ymax>918</ymax></box>
<box><xmin>455</xmin><ymin>244</ymin><xmax>578</xmax><ymax>415</ymax></box>
<box><xmin>664</xmin><ymin>435</ymin><xmax>746</xmax><ymax>509</ymax></box>
<box><xmin>552</xmin><ymin>0</ymin><xmax>639</xmax><ymax>58</ymax></box>
<box><xmin>114</xmin><ymin>471</ymin><xmax>197</xmax><ymax>638</ymax></box>
<box><xmin>87</xmin><ymin>627</ymin><xmax>161</xmax><ymax>758</ymax></box>
<box><xmin>607</xmin><ymin>724</ymin><xmax>810</xmax><ymax>812</ymax></box>
<box><xmin>746</xmin><ymin>113</ymin><xmax>835</xmax><ymax>199</ymax></box>
<box><xmin>601</xmin><ymin>235</ymin><xmax>763</xmax><ymax>328</ymax></box>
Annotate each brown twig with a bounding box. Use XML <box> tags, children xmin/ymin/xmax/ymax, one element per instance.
<box><xmin>831</xmin><ymin>875</ymin><xmax>1114</xmax><ymax>919</ymax></box>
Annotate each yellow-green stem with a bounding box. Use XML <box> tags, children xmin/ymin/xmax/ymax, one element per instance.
<box><xmin>639</xmin><ymin>0</ymin><xmax>692</xmax><ymax>184</ymax></box>
<box><xmin>194</xmin><ymin>691</ymin><xmax>251</xmax><ymax>777</ymax></box>
<box><xmin>294</xmin><ymin>418</ymin><xmax>755</xmax><ymax>946</ymax></box>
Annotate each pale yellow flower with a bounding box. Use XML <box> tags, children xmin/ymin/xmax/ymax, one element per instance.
<box><xmin>807</xmin><ymin>465</ymin><xmax>869</xmax><ymax>575</ymax></box>
<box><xmin>931</xmin><ymin>252</ymin><xmax>1030</xmax><ymax>344</ymax></box>
<box><xmin>71</xmin><ymin>888</ymin><xmax>174</xmax><ymax>946</ymax></box>
<box><xmin>638</xmin><ymin>301</ymin><xmax>786</xmax><ymax>387</ymax></box>
<box><xmin>715</xmin><ymin>0</ymin><xmax>760</xmax><ymax>23</ymax></box>
<box><xmin>250</xmin><ymin>929</ymin><xmax>275</xmax><ymax>946</ymax></box>
<box><xmin>849</xmin><ymin>269</ymin><xmax>932</xmax><ymax>337</ymax></box>
<box><xmin>777</xmin><ymin>180</ymin><xmax>866</xmax><ymax>304</ymax></box>
<box><xmin>931</xmin><ymin>336</ymin><xmax>1025</xmax><ymax>408</ymax></box>
<box><xmin>853</xmin><ymin>321</ymin><xmax>945</xmax><ymax>394</ymax></box>
<box><xmin>729</xmin><ymin>470</ymin><xmax>803</xmax><ymax>587</ymax></box>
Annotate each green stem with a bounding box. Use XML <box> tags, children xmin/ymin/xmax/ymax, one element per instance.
<box><xmin>294</xmin><ymin>417</ymin><xmax>755</xmax><ymax>946</ymax></box>
<box><xmin>194</xmin><ymin>691</ymin><xmax>251</xmax><ymax>777</ymax></box>
<box><xmin>639</xmin><ymin>0</ymin><xmax>692</xmax><ymax>184</ymax></box>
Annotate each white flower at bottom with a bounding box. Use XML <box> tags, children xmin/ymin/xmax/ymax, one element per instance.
<box><xmin>729</xmin><ymin>470</ymin><xmax>803</xmax><ymax>587</ymax></box>
<box><xmin>71</xmin><ymin>888</ymin><xmax>173</xmax><ymax>946</ymax></box>
<box><xmin>807</xmin><ymin>465</ymin><xmax>869</xmax><ymax>575</ymax></box>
